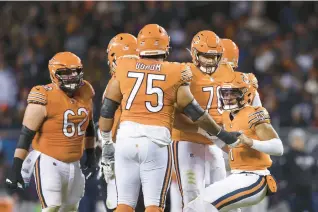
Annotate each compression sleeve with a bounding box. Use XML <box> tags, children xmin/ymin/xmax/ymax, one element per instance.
<box><xmin>251</xmin><ymin>138</ymin><xmax>284</xmax><ymax>156</ymax></box>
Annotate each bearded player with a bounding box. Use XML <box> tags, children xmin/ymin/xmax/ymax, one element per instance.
<box><xmin>5</xmin><ymin>52</ymin><xmax>96</xmax><ymax>212</ymax></box>
<box><xmin>172</xmin><ymin>32</ymin><xmax>264</xmax><ymax>209</ymax></box>
<box><xmin>99</xmin><ymin>24</ymin><xmax>245</xmax><ymax>212</ymax></box>
<box><xmin>185</xmin><ymin>73</ymin><xmax>283</xmax><ymax>212</ymax></box>
<box><xmin>101</xmin><ymin>33</ymin><xmax>138</xmax><ymax>211</ymax></box>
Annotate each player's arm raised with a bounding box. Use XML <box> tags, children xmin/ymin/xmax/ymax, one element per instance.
<box><xmin>6</xmin><ymin>88</ymin><xmax>47</xmax><ymax>191</ymax></box>
<box><xmin>176</xmin><ymin>83</ymin><xmax>241</xmax><ymax>146</ymax></box>
<box><xmin>239</xmin><ymin>109</ymin><xmax>284</xmax><ymax>156</ymax></box>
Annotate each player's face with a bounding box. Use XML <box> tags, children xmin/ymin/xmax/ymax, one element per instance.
<box><xmin>55</xmin><ymin>68</ymin><xmax>83</xmax><ymax>93</ymax></box>
<box><xmin>198</xmin><ymin>53</ymin><xmax>222</xmax><ymax>73</ymax></box>
<box><xmin>220</xmin><ymin>88</ymin><xmax>242</xmax><ymax>110</ymax></box>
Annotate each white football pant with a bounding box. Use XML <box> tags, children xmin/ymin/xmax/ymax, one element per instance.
<box><xmin>33</xmin><ymin>153</ymin><xmax>85</xmax><ymax>211</ymax></box>
<box><xmin>115</xmin><ymin>121</ymin><xmax>172</xmax><ymax>209</ymax></box>
<box><xmin>186</xmin><ymin>173</ymin><xmax>268</xmax><ymax>212</ymax></box>
<box><xmin>172</xmin><ymin>141</ymin><xmax>226</xmax><ymax>207</ymax></box>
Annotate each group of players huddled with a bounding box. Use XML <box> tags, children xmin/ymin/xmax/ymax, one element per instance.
<box><xmin>5</xmin><ymin>24</ymin><xmax>284</xmax><ymax>212</ymax></box>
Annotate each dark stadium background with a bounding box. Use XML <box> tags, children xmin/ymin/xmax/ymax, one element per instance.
<box><xmin>0</xmin><ymin>1</ymin><xmax>318</xmax><ymax>212</ymax></box>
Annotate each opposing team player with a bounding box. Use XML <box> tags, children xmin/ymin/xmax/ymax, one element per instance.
<box><xmin>185</xmin><ymin>73</ymin><xmax>283</xmax><ymax>212</ymax></box>
<box><xmin>99</xmin><ymin>24</ymin><xmax>245</xmax><ymax>212</ymax></box>
<box><xmin>5</xmin><ymin>52</ymin><xmax>96</xmax><ymax>212</ymax></box>
<box><xmin>101</xmin><ymin>33</ymin><xmax>138</xmax><ymax>211</ymax></box>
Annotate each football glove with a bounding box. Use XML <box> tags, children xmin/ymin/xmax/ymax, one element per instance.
<box><xmin>5</xmin><ymin>157</ymin><xmax>25</xmax><ymax>194</ymax></box>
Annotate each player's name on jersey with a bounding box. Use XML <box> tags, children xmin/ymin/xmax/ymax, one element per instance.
<box><xmin>136</xmin><ymin>62</ymin><xmax>162</xmax><ymax>72</ymax></box>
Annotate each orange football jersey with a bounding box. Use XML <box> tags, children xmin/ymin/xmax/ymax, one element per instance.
<box><xmin>28</xmin><ymin>80</ymin><xmax>94</xmax><ymax>163</ymax></box>
<box><xmin>222</xmin><ymin>106</ymin><xmax>272</xmax><ymax>171</ymax></box>
<box><xmin>114</xmin><ymin>57</ymin><xmax>192</xmax><ymax>130</ymax></box>
<box><xmin>172</xmin><ymin>63</ymin><xmax>235</xmax><ymax>144</ymax></box>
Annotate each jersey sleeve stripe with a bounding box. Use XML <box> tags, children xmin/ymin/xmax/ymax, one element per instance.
<box><xmin>248</xmin><ymin>111</ymin><xmax>266</xmax><ymax>118</ymax></box>
<box><xmin>27</xmin><ymin>97</ymin><xmax>47</xmax><ymax>105</ymax></box>
<box><xmin>27</xmin><ymin>96</ymin><xmax>47</xmax><ymax>102</ymax></box>
<box><xmin>29</xmin><ymin>92</ymin><xmax>46</xmax><ymax>97</ymax></box>
<box><xmin>28</xmin><ymin>95</ymin><xmax>46</xmax><ymax>101</ymax></box>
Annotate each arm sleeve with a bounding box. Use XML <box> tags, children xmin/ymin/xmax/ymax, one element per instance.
<box><xmin>251</xmin><ymin>138</ymin><xmax>284</xmax><ymax>156</ymax></box>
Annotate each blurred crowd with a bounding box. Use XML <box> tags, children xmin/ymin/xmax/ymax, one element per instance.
<box><xmin>0</xmin><ymin>1</ymin><xmax>318</xmax><ymax>128</ymax></box>
<box><xmin>0</xmin><ymin>1</ymin><xmax>318</xmax><ymax>212</ymax></box>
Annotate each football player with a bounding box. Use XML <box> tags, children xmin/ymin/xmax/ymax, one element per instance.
<box><xmin>5</xmin><ymin>52</ymin><xmax>96</xmax><ymax>212</ymax></box>
<box><xmin>98</xmin><ymin>24</ymin><xmax>245</xmax><ymax>212</ymax></box>
<box><xmin>221</xmin><ymin>38</ymin><xmax>262</xmax><ymax>107</ymax></box>
<box><xmin>172</xmin><ymin>33</ymin><xmax>264</xmax><ymax>209</ymax></box>
<box><xmin>185</xmin><ymin>73</ymin><xmax>283</xmax><ymax>212</ymax></box>
<box><xmin>101</xmin><ymin>33</ymin><xmax>138</xmax><ymax>211</ymax></box>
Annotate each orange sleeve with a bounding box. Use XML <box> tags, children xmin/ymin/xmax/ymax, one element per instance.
<box><xmin>27</xmin><ymin>86</ymin><xmax>48</xmax><ymax>105</ymax></box>
<box><xmin>179</xmin><ymin>63</ymin><xmax>193</xmax><ymax>85</ymax></box>
<box><xmin>248</xmin><ymin>107</ymin><xmax>271</xmax><ymax>130</ymax></box>
<box><xmin>248</xmin><ymin>73</ymin><xmax>259</xmax><ymax>89</ymax></box>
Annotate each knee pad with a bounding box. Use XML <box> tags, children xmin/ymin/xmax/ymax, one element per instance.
<box><xmin>115</xmin><ymin>204</ymin><xmax>134</xmax><ymax>212</ymax></box>
<box><xmin>42</xmin><ymin>206</ymin><xmax>61</xmax><ymax>212</ymax></box>
<box><xmin>145</xmin><ymin>205</ymin><xmax>164</xmax><ymax>212</ymax></box>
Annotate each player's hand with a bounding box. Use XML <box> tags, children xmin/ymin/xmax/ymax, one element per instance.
<box><xmin>238</xmin><ymin>134</ymin><xmax>253</xmax><ymax>147</ymax></box>
<box><xmin>101</xmin><ymin>160</ymin><xmax>115</xmax><ymax>183</ymax></box>
<box><xmin>101</xmin><ymin>143</ymin><xmax>115</xmax><ymax>183</ymax></box>
<box><xmin>5</xmin><ymin>158</ymin><xmax>25</xmax><ymax>194</ymax></box>
<box><xmin>217</xmin><ymin>129</ymin><xmax>242</xmax><ymax>147</ymax></box>
<box><xmin>82</xmin><ymin>148</ymin><xmax>99</xmax><ymax>180</ymax></box>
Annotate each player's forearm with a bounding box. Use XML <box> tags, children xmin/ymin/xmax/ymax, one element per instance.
<box><xmin>99</xmin><ymin>117</ymin><xmax>114</xmax><ymax>132</ymax></box>
<box><xmin>14</xmin><ymin>125</ymin><xmax>36</xmax><ymax>161</ymax></box>
<box><xmin>251</xmin><ymin>138</ymin><xmax>284</xmax><ymax>156</ymax></box>
<box><xmin>173</xmin><ymin>112</ymin><xmax>199</xmax><ymax>133</ymax></box>
<box><xmin>14</xmin><ymin>149</ymin><xmax>29</xmax><ymax>161</ymax></box>
<box><xmin>84</xmin><ymin>137</ymin><xmax>95</xmax><ymax>149</ymax></box>
<box><xmin>195</xmin><ymin>112</ymin><xmax>221</xmax><ymax>136</ymax></box>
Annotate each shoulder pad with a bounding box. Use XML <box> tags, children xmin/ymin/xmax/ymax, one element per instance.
<box><xmin>247</xmin><ymin>73</ymin><xmax>259</xmax><ymax>89</ymax></box>
<box><xmin>81</xmin><ymin>80</ymin><xmax>95</xmax><ymax>99</ymax></box>
<box><xmin>27</xmin><ymin>85</ymin><xmax>49</xmax><ymax>105</ymax></box>
<box><xmin>248</xmin><ymin>106</ymin><xmax>270</xmax><ymax>129</ymax></box>
<box><xmin>180</xmin><ymin>64</ymin><xmax>193</xmax><ymax>84</ymax></box>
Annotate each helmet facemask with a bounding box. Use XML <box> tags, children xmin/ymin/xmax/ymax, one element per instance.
<box><xmin>54</xmin><ymin>68</ymin><xmax>83</xmax><ymax>95</ymax></box>
<box><xmin>193</xmin><ymin>48</ymin><xmax>222</xmax><ymax>74</ymax></box>
<box><xmin>219</xmin><ymin>88</ymin><xmax>246</xmax><ymax>111</ymax></box>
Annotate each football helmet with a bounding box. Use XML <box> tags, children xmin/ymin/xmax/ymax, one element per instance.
<box><xmin>137</xmin><ymin>24</ymin><xmax>170</xmax><ymax>57</ymax></box>
<box><xmin>221</xmin><ymin>39</ymin><xmax>239</xmax><ymax>70</ymax></box>
<box><xmin>191</xmin><ymin>30</ymin><xmax>223</xmax><ymax>74</ymax></box>
<box><xmin>107</xmin><ymin>33</ymin><xmax>138</xmax><ymax>74</ymax></box>
<box><xmin>48</xmin><ymin>52</ymin><xmax>83</xmax><ymax>95</ymax></box>
<box><xmin>219</xmin><ymin>73</ymin><xmax>256</xmax><ymax>111</ymax></box>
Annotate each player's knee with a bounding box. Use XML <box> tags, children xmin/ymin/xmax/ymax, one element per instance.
<box><xmin>145</xmin><ymin>205</ymin><xmax>164</xmax><ymax>212</ymax></box>
<box><xmin>115</xmin><ymin>204</ymin><xmax>134</xmax><ymax>212</ymax></box>
<box><xmin>42</xmin><ymin>206</ymin><xmax>61</xmax><ymax>212</ymax></box>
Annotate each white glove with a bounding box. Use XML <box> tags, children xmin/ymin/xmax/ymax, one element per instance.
<box><xmin>101</xmin><ymin>159</ymin><xmax>115</xmax><ymax>183</ymax></box>
<box><xmin>100</xmin><ymin>130</ymin><xmax>115</xmax><ymax>183</ymax></box>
